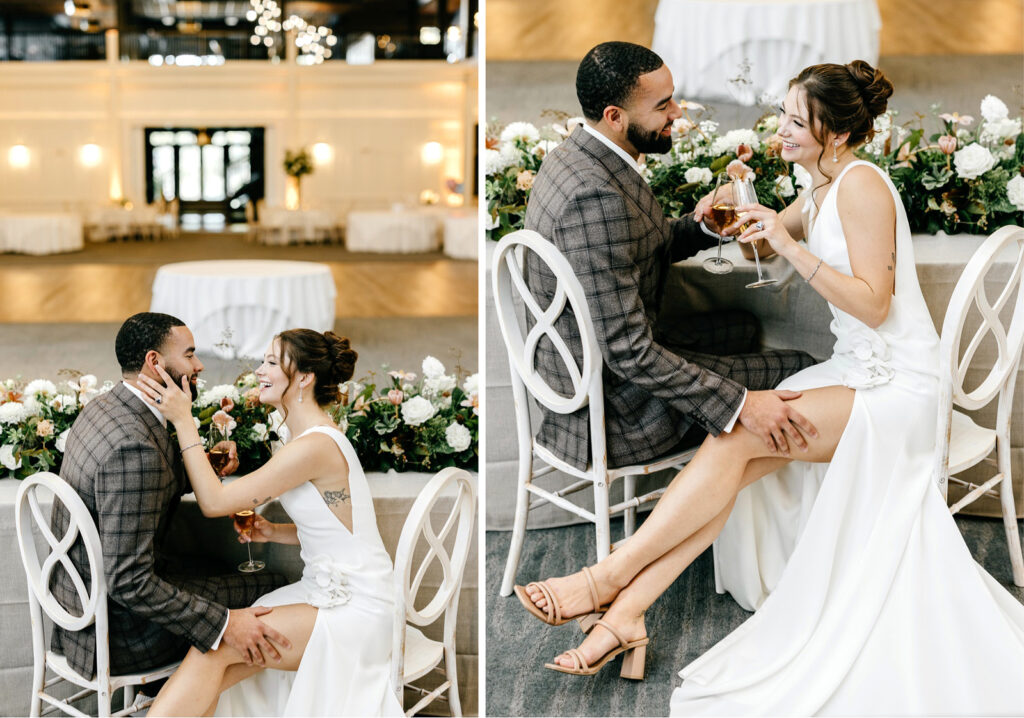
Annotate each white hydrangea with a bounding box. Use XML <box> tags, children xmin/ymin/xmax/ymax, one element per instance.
<box><xmin>1007</xmin><ymin>175</ymin><xmax>1024</xmax><ymax>212</ymax></box>
<box><xmin>499</xmin><ymin>122</ymin><xmax>540</xmax><ymax>144</ymax></box>
<box><xmin>400</xmin><ymin>396</ymin><xmax>436</xmax><ymax>426</ymax></box>
<box><xmin>423</xmin><ymin>374</ymin><xmax>457</xmax><ymax>399</ymax></box>
<box><xmin>252</xmin><ymin>422</ymin><xmax>270</xmax><ymax>441</ymax></box>
<box><xmin>22</xmin><ymin>396</ymin><xmax>43</xmax><ymax>417</ymax></box>
<box><xmin>445</xmin><ymin>422</ymin><xmax>472</xmax><ymax>452</ymax></box>
<box><xmin>0</xmin><ymin>401</ymin><xmax>30</xmax><ymax>424</ymax></box>
<box><xmin>710</xmin><ymin>129</ymin><xmax>760</xmax><ymax>156</ymax></box>
<box><xmin>0</xmin><ymin>444</ymin><xmax>21</xmax><ymax>471</ymax></box>
<box><xmin>684</xmin><ymin>167</ymin><xmax>713</xmax><ymax>185</ymax></box>
<box><xmin>422</xmin><ymin>356</ymin><xmax>446</xmax><ymax>379</ymax></box>
<box><xmin>50</xmin><ymin>394</ymin><xmax>78</xmax><ymax>413</ymax></box>
<box><xmin>24</xmin><ymin>379</ymin><xmax>57</xmax><ymax>397</ymax></box>
<box><xmin>953</xmin><ymin>143</ymin><xmax>997</xmax><ymax>179</ymax></box>
<box><xmin>55</xmin><ymin>428</ymin><xmax>70</xmax><ymax>453</ymax></box>
<box><xmin>484</xmin><ymin>143</ymin><xmax>522</xmax><ymax>176</ymax></box>
<box><xmin>463</xmin><ymin>373</ymin><xmax>478</xmax><ymax>396</ymax></box>
<box><xmin>980</xmin><ymin>94</ymin><xmax>1009</xmax><ymax>123</ymax></box>
<box><xmin>980</xmin><ymin>117</ymin><xmax>1022</xmax><ymax>144</ymax></box>
<box><xmin>775</xmin><ymin>174</ymin><xmax>796</xmax><ymax>198</ymax></box>
<box><xmin>197</xmin><ymin>384</ymin><xmax>241</xmax><ymax>408</ymax></box>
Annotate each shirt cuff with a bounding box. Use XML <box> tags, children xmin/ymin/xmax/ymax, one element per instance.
<box><xmin>210</xmin><ymin>612</ymin><xmax>229</xmax><ymax>651</ymax></box>
<box><xmin>722</xmin><ymin>389</ymin><xmax>747</xmax><ymax>433</ymax></box>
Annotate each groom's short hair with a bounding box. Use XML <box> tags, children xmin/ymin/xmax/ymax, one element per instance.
<box><xmin>576</xmin><ymin>42</ymin><xmax>665</xmax><ymax>122</ymax></box>
<box><xmin>115</xmin><ymin>312</ymin><xmax>186</xmax><ymax>374</ymax></box>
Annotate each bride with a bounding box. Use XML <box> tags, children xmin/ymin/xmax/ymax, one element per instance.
<box><xmin>139</xmin><ymin>329</ymin><xmax>404</xmax><ymax>717</ymax></box>
<box><xmin>517</xmin><ymin>60</ymin><xmax>1024</xmax><ymax>714</ymax></box>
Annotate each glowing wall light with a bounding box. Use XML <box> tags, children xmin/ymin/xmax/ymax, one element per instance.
<box><xmin>8</xmin><ymin>144</ymin><xmax>30</xmax><ymax>168</ymax></box>
<box><xmin>79</xmin><ymin>143</ymin><xmax>102</xmax><ymax>167</ymax></box>
<box><xmin>421</xmin><ymin>141</ymin><xmax>444</xmax><ymax>165</ymax></box>
<box><xmin>311</xmin><ymin>142</ymin><xmax>333</xmax><ymax>165</ymax></box>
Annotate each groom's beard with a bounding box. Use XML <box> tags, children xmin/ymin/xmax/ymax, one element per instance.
<box><xmin>166</xmin><ymin>368</ymin><xmax>199</xmax><ymax>402</ymax></box>
<box><xmin>626</xmin><ymin>120</ymin><xmax>673</xmax><ymax>155</ymax></box>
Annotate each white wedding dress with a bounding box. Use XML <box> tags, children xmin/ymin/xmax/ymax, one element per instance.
<box><xmin>670</xmin><ymin>161</ymin><xmax>1024</xmax><ymax>716</ymax></box>
<box><xmin>214</xmin><ymin>425</ymin><xmax>404</xmax><ymax>717</ymax></box>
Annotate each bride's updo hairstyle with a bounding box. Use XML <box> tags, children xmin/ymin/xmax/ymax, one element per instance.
<box><xmin>276</xmin><ymin>328</ymin><xmax>358</xmax><ymax>407</ymax></box>
<box><xmin>790</xmin><ymin>60</ymin><xmax>894</xmax><ymax>186</ymax></box>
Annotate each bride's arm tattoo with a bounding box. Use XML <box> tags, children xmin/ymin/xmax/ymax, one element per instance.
<box><xmin>323</xmin><ymin>489</ymin><xmax>351</xmax><ymax>507</ymax></box>
<box><xmin>252</xmin><ymin>496</ymin><xmax>272</xmax><ymax>507</ymax></box>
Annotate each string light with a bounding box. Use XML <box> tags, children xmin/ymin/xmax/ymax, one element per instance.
<box><xmin>246</xmin><ymin>1</ymin><xmax>335</xmax><ymax>64</ymax></box>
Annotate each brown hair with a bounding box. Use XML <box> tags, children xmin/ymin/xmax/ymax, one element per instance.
<box><xmin>790</xmin><ymin>60</ymin><xmax>894</xmax><ymax>199</ymax></box>
<box><xmin>276</xmin><ymin>329</ymin><xmax>357</xmax><ymax>407</ymax></box>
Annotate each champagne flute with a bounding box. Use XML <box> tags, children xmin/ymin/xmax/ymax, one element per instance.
<box><xmin>733</xmin><ymin>177</ymin><xmax>779</xmax><ymax>289</ymax></box>
<box><xmin>701</xmin><ymin>174</ymin><xmax>734</xmax><ymax>275</ymax></box>
<box><xmin>233</xmin><ymin>510</ymin><xmax>265</xmax><ymax>573</ymax></box>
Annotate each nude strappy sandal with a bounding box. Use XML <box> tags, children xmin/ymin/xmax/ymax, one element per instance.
<box><xmin>513</xmin><ymin>565</ymin><xmax>609</xmax><ymax>630</ymax></box>
<box><xmin>544</xmin><ymin>619</ymin><xmax>650</xmax><ymax>680</ymax></box>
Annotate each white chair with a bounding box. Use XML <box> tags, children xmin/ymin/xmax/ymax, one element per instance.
<box><xmin>390</xmin><ymin>467</ymin><xmax>475</xmax><ymax>717</ymax></box>
<box><xmin>934</xmin><ymin>224</ymin><xmax>1024</xmax><ymax>587</ymax></box>
<box><xmin>493</xmin><ymin>229</ymin><xmax>697</xmax><ymax>597</ymax></box>
<box><xmin>15</xmin><ymin>472</ymin><xmax>180</xmax><ymax>717</ymax></box>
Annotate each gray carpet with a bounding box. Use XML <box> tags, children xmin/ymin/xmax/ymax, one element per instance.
<box><xmin>485</xmin><ymin>516</ymin><xmax>1024</xmax><ymax>717</ymax></box>
<box><xmin>0</xmin><ymin>317</ymin><xmax>478</xmax><ymax>386</ymax></box>
<box><xmin>485</xmin><ymin>54</ymin><xmax>1024</xmax><ymax>131</ymax></box>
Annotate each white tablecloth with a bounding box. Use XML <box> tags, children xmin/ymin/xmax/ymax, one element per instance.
<box><xmin>0</xmin><ymin>211</ymin><xmax>83</xmax><ymax>255</ymax></box>
<box><xmin>652</xmin><ymin>0</ymin><xmax>881</xmax><ymax>105</ymax></box>
<box><xmin>443</xmin><ymin>213</ymin><xmax>479</xmax><ymax>260</ymax></box>
<box><xmin>346</xmin><ymin>210</ymin><xmax>441</xmax><ymax>253</ymax></box>
<box><xmin>150</xmin><ymin>260</ymin><xmax>336</xmax><ymax>359</ymax></box>
<box><xmin>259</xmin><ymin>207</ymin><xmax>338</xmax><ymax>245</ymax></box>
<box><xmin>84</xmin><ymin>206</ymin><xmax>167</xmax><ymax>242</ymax></box>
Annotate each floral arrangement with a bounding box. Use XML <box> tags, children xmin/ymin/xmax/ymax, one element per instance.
<box><xmin>328</xmin><ymin>356</ymin><xmax>479</xmax><ymax>473</ymax></box>
<box><xmin>485</xmin><ymin>94</ymin><xmax>1023</xmax><ymax>239</ymax></box>
<box><xmin>0</xmin><ymin>357</ymin><xmax>479</xmax><ymax>479</ymax></box>
<box><xmin>283</xmin><ymin>148</ymin><xmax>314</xmax><ymax>179</ymax></box>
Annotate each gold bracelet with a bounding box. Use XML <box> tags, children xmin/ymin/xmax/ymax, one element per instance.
<box><xmin>806</xmin><ymin>257</ymin><xmax>824</xmax><ymax>283</ymax></box>
<box><xmin>180</xmin><ymin>440</ymin><xmax>203</xmax><ymax>453</ymax></box>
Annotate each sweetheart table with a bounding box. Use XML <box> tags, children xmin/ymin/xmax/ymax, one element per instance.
<box><xmin>0</xmin><ymin>470</ymin><xmax>478</xmax><ymax>716</ymax></box>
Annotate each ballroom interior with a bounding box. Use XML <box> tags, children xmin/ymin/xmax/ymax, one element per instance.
<box><xmin>0</xmin><ymin>0</ymin><xmax>479</xmax><ymax>715</ymax></box>
<box><xmin>484</xmin><ymin>2</ymin><xmax>1024</xmax><ymax>715</ymax></box>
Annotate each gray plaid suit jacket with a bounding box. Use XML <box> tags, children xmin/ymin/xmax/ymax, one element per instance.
<box><xmin>49</xmin><ymin>382</ymin><xmax>278</xmax><ymax>679</ymax></box>
<box><xmin>524</xmin><ymin>128</ymin><xmax>754</xmax><ymax>470</ymax></box>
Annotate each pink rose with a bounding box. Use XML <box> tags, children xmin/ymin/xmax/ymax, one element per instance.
<box><xmin>726</xmin><ymin>159</ymin><xmax>752</xmax><ymax>181</ymax></box>
<box><xmin>516</xmin><ymin>170</ymin><xmax>535</xmax><ymax>191</ymax></box>
<box><xmin>736</xmin><ymin>143</ymin><xmax>754</xmax><ymax>163</ymax></box>
<box><xmin>36</xmin><ymin>419</ymin><xmax>55</xmax><ymax>438</ymax></box>
<box><xmin>243</xmin><ymin>387</ymin><xmax>261</xmax><ymax>408</ymax></box>
<box><xmin>387</xmin><ymin>389</ymin><xmax>404</xmax><ymax>406</ymax></box>
<box><xmin>220</xmin><ymin>396</ymin><xmax>235</xmax><ymax>412</ymax></box>
<box><xmin>938</xmin><ymin>135</ymin><xmax>957</xmax><ymax>155</ymax></box>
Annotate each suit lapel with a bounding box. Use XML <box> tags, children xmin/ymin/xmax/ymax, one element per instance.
<box><xmin>110</xmin><ymin>383</ymin><xmax>180</xmax><ymax>482</ymax></box>
<box><xmin>571</xmin><ymin>129</ymin><xmax>667</xmax><ymax>229</ymax></box>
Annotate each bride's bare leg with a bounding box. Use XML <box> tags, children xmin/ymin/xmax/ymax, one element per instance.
<box><xmin>529</xmin><ymin>387</ymin><xmax>854</xmax><ymax>623</ymax></box>
<box><xmin>148</xmin><ymin>604</ymin><xmax>318</xmax><ymax>717</ymax></box>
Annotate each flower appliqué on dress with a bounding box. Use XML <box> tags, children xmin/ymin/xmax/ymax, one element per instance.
<box><xmin>832</xmin><ymin>321</ymin><xmax>895</xmax><ymax>389</ymax></box>
<box><xmin>306</xmin><ymin>555</ymin><xmax>352</xmax><ymax>608</ymax></box>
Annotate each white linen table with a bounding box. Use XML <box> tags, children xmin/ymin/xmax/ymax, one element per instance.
<box><xmin>0</xmin><ymin>211</ymin><xmax>83</xmax><ymax>255</ymax></box>
<box><xmin>651</xmin><ymin>0</ymin><xmax>881</xmax><ymax>105</ymax></box>
<box><xmin>149</xmin><ymin>260</ymin><xmax>336</xmax><ymax>359</ymax></box>
<box><xmin>346</xmin><ymin>209</ymin><xmax>441</xmax><ymax>253</ymax></box>
<box><xmin>443</xmin><ymin>212</ymin><xmax>479</xmax><ymax>260</ymax></box>
<box><xmin>259</xmin><ymin>207</ymin><xmax>338</xmax><ymax>245</ymax></box>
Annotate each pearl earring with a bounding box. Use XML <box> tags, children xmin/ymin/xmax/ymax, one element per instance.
<box><xmin>833</xmin><ymin>142</ymin><xmax>839</xmax><ymax>163</ymax></box>
<box><xmin>299</xmin><ymin>392</ymin><xmax>303</xmax><ymax>403</ymax></box>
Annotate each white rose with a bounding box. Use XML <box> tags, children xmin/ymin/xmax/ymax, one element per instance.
<box><xmin>684</xmin><ymin>167</ymin><xmax>713</xmax><ymax>185</ymax></box>
<box><xmin>953</xmin><ymin>143</ymin><xmax>997</xmax><ymax>179</ymax></box>
<box><xmin>400</xmin><ymin>396</ymin><xmax>436</xmax><ymax>426</ymax></box>
<box><xmin>445</xmin><ymin>422</ymin><xmax>472</xmax><ymax>452</ymax></box>
<box><xmin>24</xmin><ymin>379</ymin><xmax>57</xmax><ymax>397</ymax></box>
<box><xmin>252</xmin><ymin>422</ymin><xmax>269</xmax><ymax>441</ymax></box>
<box><xmin>1007</xmin><ymin>175</ymin><xmax>1024</xmax><ymax>212</ymax></box>
<box><xmin>980</xmin><ymin>94</ymin><xmax>1009</xmax><ymax>123</ymax></box>
<box><xmin>0</xmin><ymin>444</ymin><xmax>21</xmax><ymax>470</ymax></box>
<box><xmin>421</xmin><ymin>356</ymin><xmax>446</xmax><ymax>379</ymax></box>
<box><xmin>499</xmin><ymin>122</ymin><xmax>540</xmax><ymax>144</ymax></box>
<box><xmin>793</xmin><ymin>164</ymin><xmax>813</xmax><ymax>190</ymax></box>
<box><xmin>55</xmin><ymin>428</ymin><xmax>70</xmax><ymax>453</ymax></box>
<box><xmin>463</xmin><ymin>373</ymin><xmax>479</xmax><ymax>396</ymax></box>
<box><xmin>774</xmin><ymin>175</ymin><xmax>795</xmax><ymax>198</ymax></box>
<box><xmin>484</xmin><ymin>212</ymin><xmax>500</xmax><ymax>231</ymax></box>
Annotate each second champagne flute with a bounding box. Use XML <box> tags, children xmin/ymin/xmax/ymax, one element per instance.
<box><xmin>733</xmin><ymin>177</ymin><xmax>779</xmax><ymax>289</ymax></box>
<box><xmin>233</xmin><ymin>510</ymin><xmax>265</xmax><ymax>573</ymax></box>
<box><xmin>702</xmin><ymin>174</ymin><xmax>734</xmax><ymax>275</ymax></box>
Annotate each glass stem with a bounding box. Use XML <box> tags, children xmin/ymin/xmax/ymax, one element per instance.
<box><xmin>246</xmin><ymin>540</ymin><xmax>254</xmax><ymax>566</ymax></box>
<box><xmin>716</xmin><ymin>235</ymin><xmax>724</xmax><ymax>264</ymax></box>
<box><xmin>752</xmin><ymin>241</ymin><xmax>764</xmax><ymax>279</ymax></box>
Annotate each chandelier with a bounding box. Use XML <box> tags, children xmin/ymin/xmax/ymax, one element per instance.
<box><xmin>246</xmin><ymin>0</ymin><xmax>337</xmax><ymax>63</ymax></box>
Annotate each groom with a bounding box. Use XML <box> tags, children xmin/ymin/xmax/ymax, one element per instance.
<box><xmin>49</xmin><ymin>312</ymin><xmax>288</xmax><ymax>681</ymax></box>
<box><xmin>524</xmin><ymin>41</ymin><xmax>817</xmax><ymax>471</ymax></box>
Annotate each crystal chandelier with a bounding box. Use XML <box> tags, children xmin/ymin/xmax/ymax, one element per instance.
<box><xmin>245</xmin><ymin>0</ymin><xmax>336</xmax><ymax>64</ymax></box>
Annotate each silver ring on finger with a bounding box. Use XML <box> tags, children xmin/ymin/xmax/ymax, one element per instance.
<box><xmin>755</xmin><ymin>221</ymin><xmax>764</xmax><ymax>231</ymax></box>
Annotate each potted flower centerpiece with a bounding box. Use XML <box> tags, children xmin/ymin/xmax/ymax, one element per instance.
<box><xmin>283</xmin><ymin>148</ymin><xmax>314</xmax><ymax>210</ymax></box>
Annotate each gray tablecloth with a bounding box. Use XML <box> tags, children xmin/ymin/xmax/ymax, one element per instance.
<box><xmin>0</xmin><ymin>472</ymin><xmax>478</xmax><ymax>716</ymax></box>
<box><xmin>485</xmin><ymin>234</ymin><xmax>1024</xmax><ymax>531</ymax></box>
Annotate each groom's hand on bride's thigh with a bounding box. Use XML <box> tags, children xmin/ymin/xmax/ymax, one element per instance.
<box><xmin>738</xmin><ymin>390</ymin><xmax>818</xmax><ymax>457</ymax></box>
<box><xmin>222</xmin><ymin>606</ymin><xmax>293</xmax><ymax>666</ymax></box>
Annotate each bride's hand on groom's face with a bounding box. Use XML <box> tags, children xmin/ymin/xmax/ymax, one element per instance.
<box><xmin>138</xmin><ymin>366</ymin><xmax>194</xmax><ymax>426</ymax></box>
